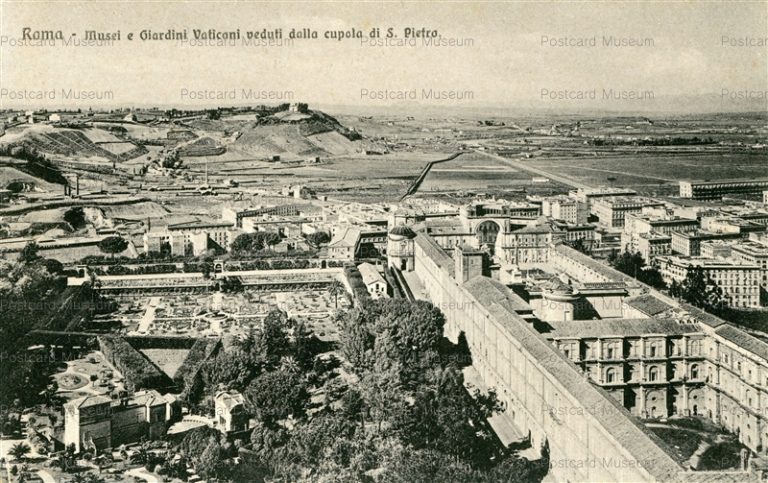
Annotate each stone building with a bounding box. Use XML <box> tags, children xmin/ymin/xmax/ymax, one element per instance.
<box><xmin>357</xmin><ymin>262</ymin><xmax>389</xmax><ymax>299</ymax></box>
<box><xmin>214</xmin><ymin>390</ymin><xmax>248</xmax><ymax>433</ymax></box>
<box><xmin>64</xmin><ymin>390</ymin><xmax>177</xmax><ymax>452</ymax></box>
<box><xmin>545</xmin><ymin>318</ymin><xmax>707</xmax><ymax>418</ymax></box>
<box><xmin>386</xmin><ymin>225</ymin><xmax>416</xmax><ymax>271</ymax></box>
<box><xmin>405</xmin><ymin>231</ymin><xmax>682</xmax><ymax>482</ymax></box>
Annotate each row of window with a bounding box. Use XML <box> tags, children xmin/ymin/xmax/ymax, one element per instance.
<box><xmin>561</xmin><ymin>340</ymin><xmax>702</xmax><ymax>360</ymax></box>
<box><xmin>601</xmin><ymin>364</ymin><xmax>700</xmax><ymax>383</ymax></box>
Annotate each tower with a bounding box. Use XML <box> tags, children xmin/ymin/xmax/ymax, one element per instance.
<box><xmin>454</xmin><ymin>245</ymin><xmax>484</xmax><ymax>283</ymax></box>
<box><xmin>387</xmin><ymin>225</ymin><xmax>416</xmax><ymax>271</ymax></box>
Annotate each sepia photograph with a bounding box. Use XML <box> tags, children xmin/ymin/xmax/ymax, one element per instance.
<box><xmin>0</xmin><ymin>1</ymin><xmax>767</xmax><ymax>481</ymax></box>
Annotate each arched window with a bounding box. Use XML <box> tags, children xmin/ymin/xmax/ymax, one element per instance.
<box><xmin>649</xmin><ymin>367</ymin><xmax>659</xmax><ymax>382</ymax></box>
<box><xmin>690</xmin><ymin>340</ymin><xmax>701</xmax><ymax>355</ymax></box>
<box><xmin>690</xmin><ymin>365</ymin><xmax>699</xmax><ymax>380</ymax></box>
<box><xmin>606</xmin><ymin>368</ymin><xmax>617</xmax><ymax>383</ymax></box>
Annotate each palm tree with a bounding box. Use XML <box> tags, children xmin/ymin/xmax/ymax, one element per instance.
<box><xmin>279</xmin><ymin>355</ymin><xmax>300</xmax><ymax>374</ymax></box>
<box><xmin>327</xmin><ymin>280</ymin><xmax>345</xmax><ymax>309</ymax></box>
<box><xmin>8</xmin><ymin>442</ymin><xmax>31</xmax><ymax>462</ymax></box>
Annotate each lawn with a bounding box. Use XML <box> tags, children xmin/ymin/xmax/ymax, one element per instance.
<box><xmin>649</xmin><ymin>426</ymin><xmax>703</xmax><ymax>463</ymax></box>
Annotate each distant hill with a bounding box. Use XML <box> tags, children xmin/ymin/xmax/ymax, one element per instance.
<box><xmin>1</xmin><ymin>125</ymin><xmax>147</xmax><ymax>163</ymax></box>
<box><xmin>188</xmin><ymin>107</ymin><xmax>363</xmax><ymax>160</ymax></box>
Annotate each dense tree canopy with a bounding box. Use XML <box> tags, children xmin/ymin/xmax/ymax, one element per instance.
<box><xmin>304</xmin><ymin>231</ymin><xmax>331</xmax><ymax>248</ymax></box>
<box><xmin>669</xmin><ymin>266</ymin><xmax>726</xmax><ymax>312</ymax></box>
<box><xmin>609</xmin><ymin>251</ymin><xmax>666</xmax><ymax>289</ymax></box>
<box><xmin>181</xmin><ymin>300</ymin><xmax>546</xmax><ymax>482</ymax></box>
<box><xmin>230</xmin><ymin>232</ymin><xmax>281</xmax><ymax>253</ymax></box>
<box><xmin>246</xmin><ymin>370</ymin><xmax>309</xmax><ymax>426</ymax></box>
<box><xmin>98</xmin><ymin>236</ymin><xmax>129</xmax><ymax>256</ymax></box>
<box><xmin>64</xmin><ymin>207</ymin><xmax>87</xmax><ymax>230</ymax></box>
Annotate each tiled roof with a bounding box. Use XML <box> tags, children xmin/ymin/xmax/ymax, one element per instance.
<box><xmin>681</xmin><ymin>304</ymin><xmax>728</xmax><ymax>329</ymax></box>
<box><xmin>328</xmin><ymin>227</ymin><xmax>361</xmax><ymax>248</ymax></box>
<box><xmin>131</xmin><ymin>390</ymin><xmax>165</xmax><ymax>407</ymax></box>
<box><xmin>216</xmin><ymin>391</ymin><xmax>245</xmax><ymax>409</ymax></box>
<box><xmin>470</xmin><ymin>295</ymin><xmax>682</xmax><ymax>481</ymax></box>
<box><xmin>414</xmin><ymin>232</ymin><xmax>455</xmax><ymax>278</ymax></box>
<box><xmin>625</xmin><ymin>294</ymin><xmax>675</xmax><ymax>317</ymax></box>
<box><xmin>716</xmin><ymin>325</ymin><xmax>768</xmax><ymax>361</ymax></box>
<box><xmin>545</xmin><ymin>318</ymin><xmax>702</xmax><ymax>338</ymax></box>
<box><xmin>464</xmin><ymin>276</ymin><xmax>532</xmax><ymax>314</ymax></box>
<box><xmin>553</xmin><ymin>243</ymin><xmax>639</xmax><ymax>285</ymax></box>
<box><xmin>417</xmin><ymin>236</ymin><xmax>682</xmax><ymax>480</ymax></box>
<box><xmin>357</xmin><ymin>263</ymin><xmax>386</xmax><ymax>286</ymax></box>
<box><xmin>65</xmin><ymin>395</ymin><xmax>112</xmax><ymax>409</ymax></box>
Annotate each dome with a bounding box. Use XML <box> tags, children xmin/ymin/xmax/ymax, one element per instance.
<box><xmin>388</xmin><ymin>224</ymin><xmax>416</xmax><ymax>239</ymax></box>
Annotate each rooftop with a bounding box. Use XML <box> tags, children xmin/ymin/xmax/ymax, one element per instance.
<box><xmin>328</xmin><ymin>226</ymin><xmax>362</xmax><ymax>248</ymax></box>
<box><xmin>544</xmin><ymin>318</ymin><xmax>702</xmax><ymax>339</ymax></box>
<box><xmin>357</xmin><ymin>262</ymin><xmax>386</xmax><ymax>286</ymax></box>
<box><xmin>625</xmin><ymin>294</ymin><xmax>676</xmax><ymax>317</ymax></box>
<box><xmin>682</xmin><ymin>177</ymin><xmax>768</xmax><ymax>186</ymax></box>
<box><xmin>463</xmin><ymin>283</ymin><xmax>682</xmax><ymax>481</ymax></box>
<box><xmin>414</xmin><ymin>231</ymin><xmax>455</xmax><ymax>278</ymax></box>
<box><xmin>553</xmin><ymin>243</ymin><xmax>639</xmax><ymax>286</ymax></box>
<box><xmin>732</xmin><ymin>241</ymin><xmax>768</xmax><ymax>257</ymax></box>
<box><xmin>388</xmin><ymin>224</ymin><xmax>416</xmax><ymax>239</ymax></box>
<box><xmin>65</xmin><ymin>395</ymin><xmax>112</xmax><ymax>410</ymax></box>
<box><xmin>464</xmin><ymin>276</ymin><xmax>533</xmax><ymax>314</ymax></box>
<box><xmin>658</xmin><ymin>256</ymin><xmax>759</xmax><ymax>270</ymax></box>
<box><xmin>716</xmin><ymin>324</ymin><xmax>768</xmax><ymax>361</ymax></box>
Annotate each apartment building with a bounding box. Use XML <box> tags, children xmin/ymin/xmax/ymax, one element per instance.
<box><xmin>671</xmin><ymin>230</ymin><xmax>741</xmax><ymax>257</ymax></box>
<box><xmin>731</xmin><ymin>241</ymin><xmax>768</xmax><ymax>295</ymax></box>
<box><xmin>542</xmin><ymin>195</ymin><xmax>588</xmax><ymax>225</ymax></box>
<box><xmin>592</xmin><ymin>197</ymin><xmax>665</xmax><ymax>230</ymax></box>
<box><xmin>680</xmin><ymin>179</ymin><xmax>768</xmax><ymax>200</ymax></box>
<box><xmin>657</xmin><ymin>256</ymin><xmax>761</xmax><ymax>308</ymax></box>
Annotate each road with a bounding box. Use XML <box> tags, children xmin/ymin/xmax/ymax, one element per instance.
<box><xmin>477</xmin><ymin>150</ymin><xmax>593</xmax><ymax>190</ymax></box>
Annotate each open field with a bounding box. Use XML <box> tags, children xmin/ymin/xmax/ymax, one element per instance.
<box><xmin>420</xmin><ymin>151</ymin><xmax>535</xmax><ymax>192</ymax></box>
<box><xmin>100</xmin><ymin>201</ymin><xmax>169</xmax><ymax>220</ymax></box>
<box><xmin>0</xmin><ymin>165</ymin><xmax>62</xmax><ymax>192</ymax></box>
<box><xmin>80</xmin><ymin>128</ymin><xmax>125</xmax><ymax>144</ymax></box>
<box><xmin>140</xmin><ymin>348</ymin><xmax>190</xmax><ymax>377</ymax></box>
<box><xmin>528</xmin><ymin>152</ymin><xmax>768</xmax><ymax>195</ymax></box>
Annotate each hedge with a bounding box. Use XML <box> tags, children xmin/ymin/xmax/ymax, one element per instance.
<box><xmin>98</xmin><ymin>336</ymin><xmax>171</xmax><ymax>391</ymax></box>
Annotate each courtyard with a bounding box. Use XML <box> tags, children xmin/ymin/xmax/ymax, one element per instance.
<box><xmin>51</xmin><ymin>351</ymin><xmax>125</xmax><ymax>402</ymax></box>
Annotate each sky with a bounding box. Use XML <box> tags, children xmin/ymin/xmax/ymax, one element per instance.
<box><xmin>0</xmin><ymin>0</ymin><xmax>766</xmax><ymax>112</ymax></box>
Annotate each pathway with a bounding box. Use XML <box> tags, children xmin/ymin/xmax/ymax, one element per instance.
<box><xmin>35</xmin><ymin>470</ymin><xmax>56</xmax><ymax>483</ymax></box>
<box><xmin>137</xmin><ymin>296</ymin><xmax>161</xmax><ymax>334</ymax></box>
<box><xmin>125</xmin><ymin>467</ymin><xmax>160</xmax><ymax>483</ymax></box>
